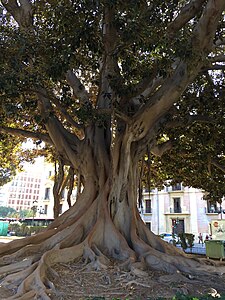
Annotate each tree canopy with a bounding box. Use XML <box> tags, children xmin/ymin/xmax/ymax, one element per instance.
<box><xmin>0</xmin><ymin>1</ymin><xmax>225</xmax><ymax>299</ymax></box>
<box><xmin>1</xmin><ymin>1</ymin><xmax>225</xmax><ymax>195</ymax></box>
<box><xmin>0</xmin><ymin>206</ymin><xmax>16</xmax><ymax>218</ymax></box>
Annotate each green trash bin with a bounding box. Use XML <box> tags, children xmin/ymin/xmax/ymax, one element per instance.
<box><xmin>205</xmin><ymin>240</ymin><xmax>225</xmax><ymax>260</ymax></box>
<box><xmin>0</xmin><ymin>221</ymin><xmax>9</xmax><ymax>236</ymax></box>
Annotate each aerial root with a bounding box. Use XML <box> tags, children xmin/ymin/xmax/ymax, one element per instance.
<box><xmin>0</xmin><ymin>244</ymin><xmax>42</xmax><ymax>267</ymax></box>
<box><xmin>158</xmin><ymin>272</ymin><xmax>195</xmax><ymax>284</ymax></box>
<box><xmin>1</xmin><ymin>243</ymin><xmax>84</xmax><ymax>300</ymax></box>
<box><xmin>0</xmin><ymin>256</ymin><xmax>37</xmax><ymax>277</ymax></box>
<box><xmin>130</xmin><ymin>261</ymin><xmax>148</xmax><ymax>277</ymax></box>
<box><xmin>143</xmin><ymin>245</ymin><xmax>225</xmax><ymax>276</ymax></box>
<box><xmin>125</xmin><ymin>280</ymin><xmax>151</xmax><ymax>288</ymax></box>
<box><xmin>82</xmin><ymin>244</ymin><xmax>111</xmax><ymax>270</ymax></box>
<box><xmin>7</xmin><ymin>290</ymin><xmax>37</xmax><ymax>300</ymax></box>
<box><xmin>0</xmin><ymin>229</ymin><xmax>57</xmax><ymax>256</ymax></box>
<box><xmin>1</xmin><ymin>262</ymin><xmax>38</xmax><ymax>289</ymax></box>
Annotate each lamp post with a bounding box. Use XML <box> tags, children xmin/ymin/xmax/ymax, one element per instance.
<box><xmin>31</xmin><ymin>200</ymin><xmax>38</xmax><ymax>225</ymax></box>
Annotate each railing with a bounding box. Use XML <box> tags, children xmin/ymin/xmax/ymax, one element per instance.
<box><xmin>170</xmin><ymin>207</ymin><xmax>182</xmax><ymax>213</ymax></box>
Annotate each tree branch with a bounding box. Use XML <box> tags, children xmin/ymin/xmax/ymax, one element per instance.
<box><xmin>211</xmin><ymin>159</ymin><xmax>225</xmax><ymax>173</ymax></box>
<box><xmin>0</xmin><ymin>126</ymin><xmax>52</xmax><ymax>144</ymax></box>
<box><xmin>37</xmin><ymin>89</ymin><xmax>82</xmax><ymax>168</ymax></box>
<box><xmin>215</xmin><ymin>38</ymin><xmax>225</xmax><ymax>47</ymax></box>
<box><xmin>203</xmin><ymin>64</ymin><xmax>225</xmax><ymax>71</ymax></box>
<box><xmin>192</xmin><ymin>0</ymin><xmax>225</xmax><ymax>52</ymax></box>
<box><xmin>129</xmin><ymin>1</ymin><xmax>225</xmax><ymax>142</ymax></box>
<box><xmin>209</xmin><ymin>54</ymin><xmax>225</xmax><ymax>63</ymax></box>
<box><xmin>167</xmin><ymin>0</ymin><xmax>206</xmax><ymax>37</ymax></box>
<box><xmin>36</xmin><ymin>89</ymin><xmax>84</xmax><ymax>132</ymax></box>
<box><xmin>66</xmin><ymin>71</ymin><xmax>91</xmax><ymax>107</ymax></box>
<box><xmin>151</xmin><ymin>140</ymin><xmax>173</xmax><ymax>157</ymax></box>
<box><xmin>2</xmin><ymin>0</ymin><xmax>33</xmax><ymax>28</ymax></box>
<box><xmin>166</xmin><ymin>114</ymin><xmax>214</xmax><ymax>129</ymax></box>
<box><xmin>97</xmin><ymin>3</ymin><xmax>121</xmax><ymax>109</ymax></box>
<box><xmin>130</xmin><ymin>77</ymin><xmax>164</xmax><ymax>107</ymax></box>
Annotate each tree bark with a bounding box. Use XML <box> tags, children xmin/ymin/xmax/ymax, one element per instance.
<box><xmin>1</xmin><ymin>1</ymin><xmax>225</xmax><ymax>299</ymax></box>
<box><xmin>0</xmin><ymin>125</ymin><xmax>225</xmax><ymax>299</ymax></box>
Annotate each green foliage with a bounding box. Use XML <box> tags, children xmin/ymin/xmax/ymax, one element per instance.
<box><xmin>178</xmin><ymin>233</ymin><xmax>188</xmax><ymax>250</ymax></box>
<box><xmin>0</xmin><ymin>0</ymin><xmax>225</xmax><ymax>202</ymax></box>
<box><xmin>185</xmin><ymin>233</ymin><xmax>195</xmax><ymax>249</ymax></box>
<box><xmin>8</xmin><ymin>223</ymin><xmax>46</xmax><ymax>236</ymax></box>
<box><xmin>178</xmin><ymin>233</ymin><xmax>195</xmax><ymax>250</ymax></box>
<box><xmin>0</xmin><ymin>206</ymin><xmax>16</xmax><ymax>217</ymax></box>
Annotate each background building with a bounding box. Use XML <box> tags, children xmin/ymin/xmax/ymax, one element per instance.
<box><xmin>2</xmin><ymin>158</ymin><xmax>224</xmax><ymax>239</ymax></box>
<box><xmin>38</xmin><ymin>163</ymin><xmax>77</xmax><ymax>219</ymax></box>
<box><xmin>140</xmin><ymin>183</ymin><xmax>225</xmax><ymax>241</ymax></box>
<box><xmin>5</xmin><ymin>158</ymin><xmax>45</xmax><ymax>212</ymax></box>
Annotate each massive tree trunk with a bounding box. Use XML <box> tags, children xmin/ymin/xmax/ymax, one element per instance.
<box><xmin>0</xmin><ymin>123</ymin><xmax>225</xmax><ymax>300</ymax></box>
<box><xmin>0</xmin><ymin>0</ymin><xmax>225</xmax><ymax>299</ymax></box>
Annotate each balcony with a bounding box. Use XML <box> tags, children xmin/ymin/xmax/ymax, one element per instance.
<box><xmin>170</xmin><ymin>207</ymin><xmax>182</xmax><ymax>213</ymax></box>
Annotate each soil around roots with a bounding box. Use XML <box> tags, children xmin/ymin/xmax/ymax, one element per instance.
<box><xmin>1</xmin><ymin>256</ymin><xmax>225</xmax><ymax>299</ymax></box>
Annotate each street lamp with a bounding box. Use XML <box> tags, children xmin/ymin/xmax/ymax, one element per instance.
<box><xmin>31</xmin><ymin>200</ymin><xmax>38</xmax><ymax>225</ymax></box>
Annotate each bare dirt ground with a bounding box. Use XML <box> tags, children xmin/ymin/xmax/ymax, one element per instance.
<box><xmin>1</xmin><ymin>256</ymin><xmax>225</xmax><ymax>299</ymax></box>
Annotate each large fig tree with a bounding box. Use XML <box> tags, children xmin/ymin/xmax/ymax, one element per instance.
<box><xmin>0</xmin><ymin>1</ymin><xmax>225</xmax><ymax>299</ymax></box>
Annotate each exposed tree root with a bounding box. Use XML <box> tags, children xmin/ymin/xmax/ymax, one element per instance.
<box><xmin>0</xmin><ymin>203</ymin><xmax>225</xmax><ymax>299</ymax></box>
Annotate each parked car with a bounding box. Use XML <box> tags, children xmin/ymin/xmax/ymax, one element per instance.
<box><xmin>160</xmin><ymin>233</ymin><xmax>179</xmax><ymax>244</ymax></box>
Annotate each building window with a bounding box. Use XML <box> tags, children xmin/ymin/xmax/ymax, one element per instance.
<box><xmin>145</xmin><ymin>199</ymin><xmax>152</xmax><ymax>213</ymax></box>
<box><xmin>44</xmin><ymin>188</ymin><xmax>50</xmax><ymax>200</ymax></box>
<box><xmin>44</xmin><ymin>205</ymin><xmax>48</xmax><ymax>214</ymax></box>
<box><xmin>207</xmin><ymin>201</ymin><xmax>220</xmax><ymax>213</ymax></box>
<box><xmin>146</xmin><ymin>222</ymin><xmax>151</xmax><ymax>230</ymax></box>
<box><xmin>172</xmin><ymin>183</ymin><xmax>182</xmax><ymax>191</ymax></box>
<box><xmin>173</xmin><ymin>197</ymin><xmax>181</xmax><ymax>213</ymax></box>
<box><xmin>62</xmin><ymin>189</ymin><xmax>65</xmax><ymax>200</ymax></box>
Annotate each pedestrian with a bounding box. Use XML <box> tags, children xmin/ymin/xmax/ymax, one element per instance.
<box><xmin>198</xmin><ymin>233</ymin><xmax>203</xmax><ymax>244</ymax></box>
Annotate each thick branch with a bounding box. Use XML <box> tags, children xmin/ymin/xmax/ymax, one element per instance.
<box><xmin>97</xmin><ymin>3</ymin><xmax>121</xmax><ymax>109</ymax></box>
<box><xmin>215</xmin><ymin>38</ymin><xmax>225</xmax><ymax>46</ymax></box>
<box><xmin>53</xmin><ymin>158</ymin><xmax>65</xmax><ymax>218</ymax></box>
<box><xmin>166</xmin><ymin>114</ymin><xmax>213</xmax><ymax>129</ymax></box>
<box><xmin>2</xmin><ymin>0</ymin><xmax>33</xmax><ymax>28</ymax></box>
<box><xmin>192</xmin><ymin>0</ymin><xmax>225</xmax><ymax>52</ymax></box>
<box><xmin>45</xmin><ymin>90</ymin><xmax>84</xmax><ymax>132</ymax></box>
<box><xmin>66</xmin><ymin>167</ymin><xmax>75</xmax><ymax>208</ymax></box>
<box><xmin>66</xmin><ymin>71</ymin><xmax>91</xmax><ymax>107</ymax></box>
<box><xmin>167</xmin><ymin>0</ymin><xmax>206</xmax><ymax>37</ymax></box>
<box><xmin>0</xmin><ymin>126</ymin><xmax>52</xmax><ymax>144</ymax></box>
<box><xmin>151</xmin><ymin>140</ymin><xmax>173</xmax><ymax>157</ymax></box>
<box><xmin>37</xmin><ymin>89</ymin><xmax>82</xmax><ymax>168</ymax></box>
<box><xmin>130</xmin><ymin>1</ymin><xmax>224</xmax><ymax>142</ymax></box>
<box><xmin>203</xmin><ymin>64</ymin><xmax>225</xmax><ymax>71</ymax></box>
<box><xmin>130</xmin><ymin>77</ymin><xmax>164</xmax><ymax>107</ymax></box>
<box><xmin>211</xmin><ymin>159</ymin><xmax>225</xmax><ymax>173</ymax></box>
<box><xmin>209</xmin><ymin>54</ymin><xmax>225</xmax><ymax>63</ymax></box>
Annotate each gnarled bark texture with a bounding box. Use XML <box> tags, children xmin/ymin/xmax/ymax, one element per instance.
<box><xmin>0</xmin><ymin>0</ymin><xmax>225</xmax><ymax>299</ymax></box>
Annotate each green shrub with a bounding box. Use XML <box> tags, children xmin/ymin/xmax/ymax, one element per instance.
<box><xmin>8</xmin><ymin>223</ymin><xmax>46</xmax><ymax>236</ymax></box>
<box><xmin>178</xmin><ymin>233</ymin><xmax>195</xmax><ymax>251</ymax></box>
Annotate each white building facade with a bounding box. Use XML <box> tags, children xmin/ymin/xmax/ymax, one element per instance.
<box><xmin>140</xmin><ymin>183</ymin><xmax>225</xmax><ymax>241</ymax></box>
<box><xmin>37</xmin><ymin>162</ymin><xmax>77</xmax><ymax>219</ymax></box>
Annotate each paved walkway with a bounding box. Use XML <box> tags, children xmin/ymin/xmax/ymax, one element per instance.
<box><xmin>0</xmin><ymin>237</ymin><xmax>207</xmax><ymax>255</ymax></box>
<box><xmin>177</xmin><ymin>243</ymin><xmax>206</xmax><ymax>255</ymax></box>
<box><xmin>0</xmin><ymin>236</ymin><xmax>24</xmax><ymax>243</ymax></box>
